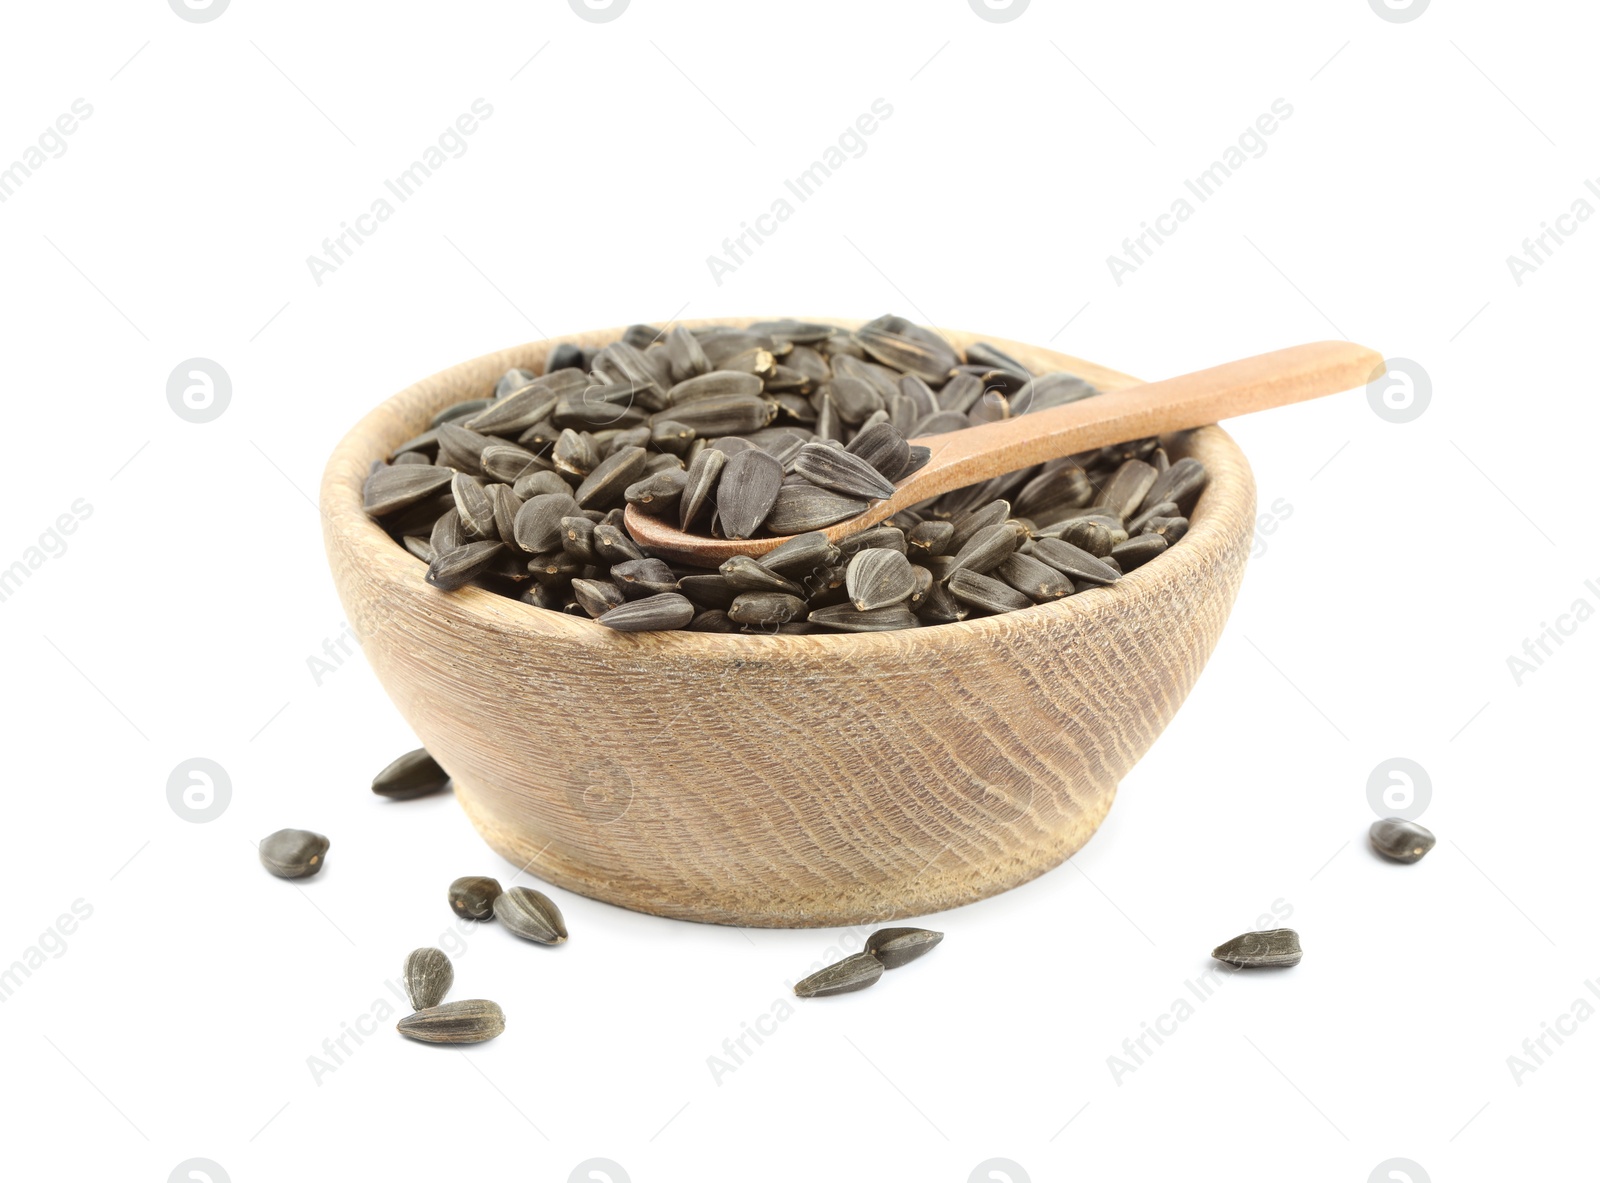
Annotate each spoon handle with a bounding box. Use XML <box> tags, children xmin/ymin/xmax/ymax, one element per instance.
<box><xmin>898</xmin><ymin>340</ymin><xmax>1384</xmax><ymax>503</ymax></box>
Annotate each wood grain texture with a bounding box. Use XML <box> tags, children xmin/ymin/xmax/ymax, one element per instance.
<box><xmin>320</xmin><ymin>321</ymin><xmax>1257</xmax><ymax>927</ymax></box>
<box><xmin>629</xmin><ymin>339</ymin><xmax>1378</xmax><ymax>563</ymax></box>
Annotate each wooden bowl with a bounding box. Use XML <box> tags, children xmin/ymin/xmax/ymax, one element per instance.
<box><xmin>321</xmin><ymin>322</ymin><xmax>1256</xmax><ymax>927</ymax></box>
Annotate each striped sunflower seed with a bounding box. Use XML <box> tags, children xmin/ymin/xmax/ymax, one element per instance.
<box><xmin>949</xmin><ymin>521</ymin><xmax>1026</xmax><ymax>575</ymax></box>
<box><xmin>807</xmin><ymin>602</ymin><xmax>919</xmax><ymax>632</ymax></box>
<box><xmin>1029</xmin><ymin>537</ymin><xmax>1121</xmax><ymax>586</ymax></box>
<box><xmin>1110</xmin><ymin>533</ymin><xmax>1167</xmax><ymax>570</ymax></box>
<box><xmin>846</xmin><ymin>549</ymin><xmax>917</xmax><ymax>611</ymax></box>
<box><xmin>513</xmin><ymin>493</ymin><xmax>580</xmax><ymax>554</ymax></box>
<box><xmin>791</xmin><ymin>443</ymin><xmax>896</xmax><ymax>501</ymax></box>
<box><xmin>717</xmin><ymin>448</ymin><xmax>784</xmax><ymax>539</ymax></box>
<box><xmin>764</xmin><ymin>485</ymin><xmax>867</xmax><ymax>534</ymax></box>
<box><xmin>403</xmin><ymin>947</ymin><xmax>454</xmax><ymax>1011</ymax></box>
<box><xmin>720</xmin><ymin>555</ymin><xmax>804</xmax><ymax>596</ymax></box>
<box><xmin>572</xmin><ymin>577</ymin><xmax>626</xmax><ymax>618</ymax></box>
<box><xmin>948</xmin><ymin>567</ymin><xmax>1032</xmax><ymax>614</ymax></box>
<box><xmin>760</xmin><ymin>530</ymin><xmax>839</xmax><ymax>576</ymax></box>
<box><xmin>493</xmin><ymin>887</ymin><xmax>568</xmax><ymax>944</ymax></box>
<box><xmin>1212</xmin><ymin>929</ymin><xmax>1302</xmax><ymax>969</ymax></box>
<box><xmin>363</xmin><ymin>465</ymin><xmax>454</xmax><ymax>516</ymax></box>
<box><xmin>397</xmin><ymin>999</ymin><xmax>505</xmax><ymax>1044</ymax></box>
<box><xmin>794</xmin><ymin>951</ymin><xmax>885</xmax><ymax>998</ymax></box>
<box><xmin>610</xmin><ymin>558</ymin><xmax>679</xmax><ymax>598</ymax></box>
<box><xmin>597</xmin><ymin>591</ymin><xmax>694</xmax><ymax>631</ymax></box>
<box><xmin>426</xmin><ymin>540</ymin><xmax>504</xmax><ymax>591</ymax></box>
<box><xmin>996</xmin><ymin>552</ymin><xmax>1075</xmax><ymax>601</ymax></box>
<box><xmin>864</xmin><ymin>927</ymin><xmax>943</xmax><ymax>969</ymax></box>
<box><xmin>678</xmin><ymin>446</ymin><xmax>727</xmax><ymax>532</ymax></box>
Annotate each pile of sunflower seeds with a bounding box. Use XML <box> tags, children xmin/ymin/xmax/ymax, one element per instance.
<box><xmin>362</xmin><ymin>316</ymin><xmax>1208</xmax><ymax>634</ymax></box>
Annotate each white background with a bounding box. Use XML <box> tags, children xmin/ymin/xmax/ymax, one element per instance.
<box><xmin>1</xmin><ymin>1</ymin><xmax>1594</xmax><ymax>1180</ymax></box>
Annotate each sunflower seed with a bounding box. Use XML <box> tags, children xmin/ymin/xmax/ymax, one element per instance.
<box><xmin>1369</xmin><ymin>818</ymin><xmax>1436</xmax><ymax>863</ymax></box>
<box><xmin>1126</xmin><ymin>501</ymin><xmax>1178</xmax><ymax>534</ymax></box>
<box><xmin>426</xmin><ymin>540</ymin><xmax>504</xmax><ymax>591</ymax></box>
<box><xmin>450</xmin><ymin>473</ymin><xmax>496</xmax><ymax>539</ymax></box>
<box><xmin>793</xmin><ymin>951</ymin><xmax>885</xmax><ymax>997</ymax></box>
<box><xmin>948</xmin><ymin>567</ymin><xmax>1032</xmax><ymax>613</ymax></box>
<box><xmin>512</xmin><ymin>493</ymin><xmax>580</xmax><ymax>554</ymax></box>
<box><xmin>624</xmin><ymin>468</ymin><xmax>688</xmax><ymax>518</ymax></box>
<box><xmin>717</xmin><ymin>448</ymin><xmax>784</xmax><ymax>539</ymax></box>
<box><xmin>1110</xmin><ymin>533</ymin><xmax>1167</xmax><ymax>569</ymax></box>
<box><xmin>436</xmin><ymin>423</ymin><xmax>499</xmax><ymax>474</ymax></box>
<box><xmin>1143</xmin><ymin>516</ymin><xmax>1189</xmax><ymax>543</ymax></box>
<box><xmin>362</xmin><ymin>465</ymin><xmax>455</xmax><ymax>516</ymax></box>
<box><xmin>720</xmin><ymin>555</ymin><xmax>804</xmax><ymax>596</ymax></box>
<box><xmin>807</xmin><ymin>602</ymin><xmax>919</xmax><ymax>632</ymax></box>
<box><xmin>511</xmin><ymin>469</ymin><xmax>570</xmax><ymax>501</ymax></box>
<box><xmin>597</xmin><ymin>591</ymin><xmax>694</xmax><ymax>631</ymax></box>
<box><xmin>665</xmin><ymin>326</ymin><xmax>712</xmax><ymax>382</ymax></box>
<box><xmin>403</xmin><ymin>536</ymin><xmax>435</xmax><ymax>562</ymax></box>
<box><xmin>1141</xmin><ymin>457</ymin><xmax>1206</xmax><ymax>512</ymax></box>
<box><xmin>667</xmin><ymin>370</ymin><xmax>765</xmax><ymax>404</ymax></box>
<box><xmin>765</xmin><ymin>485</ymin><xmax>867</xmax><ymax>534</ymax></box>
<box><xmin>949</xmin><ymin>521</ymin><xmax>1027</xmax><ymax>575</ymax></box>
<box><xmin>728</xmin><ymin>592</ymin><xmax>808</xmax><ymax>627</ymax></box>
<box><xmin>258</xmin><ymin>828</ymin><xmax>329</xmax><ymax>878</ymax></box>
<box><xmin>757</xmin><ymin>531</ymin><xmax>836</xmax><ymax>576</ymax></box>
<box><xmin>570</xmin><ymin>577</ymin><xmax>625</xmax><ymax>618</ymax></box>
<box><xmin>997</xmin><ymin>552</ymin><xmax>1075</xmax><ymax>601</ymax></box>
<box><xmin>864</xmin><ymin>927</ymin><xmax>943</xmax><ymax>969</ymax></box>
<box><xmin>836</xmin><ymin>526</ymin><xmax>906</xmax><ymax>560</ymax></box>
<box><xmin>448</xmin><ymin>875</ymin><xmax>502</xmax><ymax>920</ymax></box>
<box><xmin>545</xmin><ymin>343</ymin><xmax>586</xmax><ymax>371</ymax></box>
<box><xmin>915</xmin><ymin>581</ymin><xmax>968</xmax><ymax>624</ymax></box>
<box><xmin>857</xmin><ymin>325</ymin><xmax>957</xmax><ymax>385</ymax></box>
<box><xmin>397</xmin><ymin>999</ymin><xmax>505</xmax><ymax>1044</ymax></box>
<box><xmin>1030</xmin><ymin>537</ymin><xmax>1121</xmax><ymax>586</ymax></box>
<box><xmin>1095</xmin><ymin>459</ymin><xmax>1159</xmax><ymax>519</ymax></box>
<box><xmin>1212</xmin><ymin>929</ymin><xmax>1302</xmax><ymax>969</ymax></box>
<box><xmin>791</xmin><ymin>443</ymin><xmax>896</xmax><ymax>501</ymax></box>
<box><xmin>654</xmin><ymin>393</ymin><xmax>775</xmax><ymax>436</ymax></box>
<box><xmin>493</xmin><ymin>887</ymin><xmax>568</xmax><ymax>944</ymax></box>
<box><xmin>402</xmin><ymin>947</ymin><xmax>454</xmax><ymax>1011</ymax></box>
<box><xmin>1053</xmin><ymin>517</ymin><xmax>1127</xmax><ymax>558</ymax></box>
<box><xmin>846</xmin><ymin>548</ymin><xmax>917</xmax><ymax>611</ymax></box>
<box><xmin>907</xmin><ymin>520</ymin><xmax>955</xmax><ymax>557</ymax></box>
<box><xmin>611</xmin><ymin>557</ymin><xmax>679</xmax><ymax>598</ymax></box>
<box><xmin>574</xmin><ymin>446</ymin><xmax>647</xmax><ymax>510</ymax></box>
<box><xmin>592</xmin><ymin>523</ymin><xmax>644</xmax><ymax>564</ymax></box>
<box><xmin>372</xmin><ymin>748</ymin><xmax>450</xmax><ymax>800</ymax></box>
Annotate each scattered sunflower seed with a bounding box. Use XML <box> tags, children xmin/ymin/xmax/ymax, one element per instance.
<box><xmin>864</xmin><ymin>927</ymin><xmax>943</xmax><ymax>969</ymax></box>
<box><xmin>1212</xmin><ymin>928</ymin><xmax>1302</xmax><ymax>969</ymax></box>
<box><xmin>448</xmin><ymin>876</ymin><xmax>502</xmax><ymax>920</ymax></box>
<box><xmin>493</xmin><ymin>887</ymin><xmax>568</xmax><ymax>944</ymax></box>
<box><xmin>793</xmin><ymin>951</ymin><xmax>885</xmax><ymax>998</ymax></box>
<box><xmin>1369</xmin><ymin>818</ymin><xmax>1436</xmax><ymax>864</ymax></box>
<box><xmin>396</xmin><ymin>999</ymin><xmax>505</xmax><ymax>1045</ymax></box>
<box><xmin>372</xmin><ymin>748</ymin><xmax>451</xmax><ymax>800</ymax></box>
<box><xmin>403</xmin><ymin>947</ymin><xmax>454</xmax><ymax>1011</ymax></box>
<box><xmin>258</xmin><ymin>829</ymin><xmax>329</xmax><ymax>879</ymax></box>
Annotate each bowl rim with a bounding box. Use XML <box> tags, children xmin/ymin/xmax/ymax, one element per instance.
<box><xmin>321</xmin><ymin>320</ymin><xmax>1254</xmax><ymax>659</ymax></box>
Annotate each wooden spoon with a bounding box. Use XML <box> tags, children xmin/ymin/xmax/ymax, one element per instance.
<box><xmin>626</xmin><ymin>340</ymin><xmax>1383</xmax><ymax>563</ymax></box>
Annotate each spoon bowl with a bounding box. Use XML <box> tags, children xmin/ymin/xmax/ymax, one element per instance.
<box><xmin>322</xmin><ymin>321</ymin><xmax>1258</xmax><ymax>927</ymax></box>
